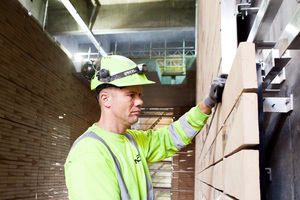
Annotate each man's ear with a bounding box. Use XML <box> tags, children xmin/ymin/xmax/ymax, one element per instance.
<box><xmin>99</xmin><ymin>91</ymin><xmax>111</xmax><ymax>108</ymax></box>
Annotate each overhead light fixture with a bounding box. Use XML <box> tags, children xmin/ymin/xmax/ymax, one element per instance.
<box><xmin>60</xmin><ymin>0</ymin><xmax>107</xmax><ymax>57</ymax></box>
<box><xmin>74</xmin><ymin>54</ymin><xmax>83</xmax><ymax>62</ymax></box>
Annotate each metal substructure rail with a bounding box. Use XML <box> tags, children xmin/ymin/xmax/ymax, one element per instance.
<box><xmin>251</xmin><ymin>3</ymin><xmax>300</xmax><ymax>200</ymax></box>
<box><xmin>112</xmin><ymin>39</ymin><xmax>195</xmax><ymax>60</ymax></box>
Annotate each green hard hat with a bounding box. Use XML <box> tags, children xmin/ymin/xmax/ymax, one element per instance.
<box><xmin>90</xmin><ymin>55</ymin><xmax>155</xmax><ymax>90</ymax></box>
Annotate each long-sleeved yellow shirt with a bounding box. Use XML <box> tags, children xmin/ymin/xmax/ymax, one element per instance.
<box><xmin>64</xmin><ymin>105</ymin><xmax>209</xmax><ymax>200</ymax></box>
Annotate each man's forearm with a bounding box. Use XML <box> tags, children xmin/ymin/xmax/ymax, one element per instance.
<box><xmin>198</xmin><ymin>101</ymin><xmax>212</xmax><ymax>115</ymax></box>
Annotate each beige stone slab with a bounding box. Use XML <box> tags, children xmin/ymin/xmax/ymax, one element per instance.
<box><xmin>223</xmin><ymin>150</ymin><xmax>260</xmax><ymax>200</ymax></box>
<box><xmin>198</xmin><ymin>105</ymin><xmax>222</xmax><ymax>171</ymax></box>
<box><xmin>215</xmin><ymin>129</ymin><xmax>223</xmax><ymax>159</ymax></box>
<box><xmin>199</xmin><ymin>181</ymin><xmax>234</xmax><ymax>200</ymax></box>
<box><xmin>195</xmin><ymin>126</ymin><xmax>207</xmax><ymax>174</ymax></box>
<box><xmin>219</xmin><ymin>194</ymin><xmax>235</xmax><ymax>200</ymax></box>
<box><xmin>194</xmin><ymin>178</ymin><xmax>205</xmax><ymax>200</ymax></box>
<box><xmin>221</xmin><ymin>42</ymin><xmax>257</xmax><ymax>124</ymax></box>
<box><xmin>199</xmin><ymin>165</ymin><xmax>213</xmax><ymax>186</ymax></box>
<box><xmin>212</xmin><ymin>160</ymin><xmax>223</xmax><ymax>191</ymax></box>
<box><xmin>199</xmin><ymin>181</ymin><xmax>213</xmax><ymax>200</ymax></box>
<box><xmin>223</xmin><ymin>93</ymin><xmax>259</xmax><ymax>157</ymax></box>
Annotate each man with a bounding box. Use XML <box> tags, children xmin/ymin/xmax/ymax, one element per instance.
<box><xmin>64</xmin><ymin>55</ymin><xmax>227</xmax><ymax>200</ymax></box>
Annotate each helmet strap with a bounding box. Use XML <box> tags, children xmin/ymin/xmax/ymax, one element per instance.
<box><xmin>97</xmin><ymin>64</ymin><xmax>148</xmax><ymax>83</ymax></box>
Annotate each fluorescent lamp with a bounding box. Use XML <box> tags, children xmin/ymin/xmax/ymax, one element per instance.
<box><xmin>60</xmin><ymin>0</ymin><xmax>107</xmax><ymax>56</ymax></box>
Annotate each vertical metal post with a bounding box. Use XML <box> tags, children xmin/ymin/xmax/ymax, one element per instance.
<box><xmin>164</xmin><ymin>40</ymin><xmax>167</xmax><ymax>72</ymax></box>
<box><xmin>195</xmin><ymin>0</ymin><xmax>198</xmax><ymax>55</ymax></box>
<box><xmin>128</xmin><ymin>39</ymin><xmax>131</xmax><ymax>57</ymax></box>
<box><xmin>114</xmin><ymin>41</ymin><xmax>117</xmax><ymax>55</ymax></box>
<box><xmin>43</xmin><ymin>0</ymin><xmax>49</xmax><ymax>31</ymax></box>
<box><xmin>97</xmin><ymin>42</ymin><xmax>101</xmax><ymax>58</ymax></box>
<box><xmin>150</xmin><ymin>41</ymin><xmax>152</xmax><ymax>59</ymax></box>
<box><xmin>182</xmin><ymin>39</ymin><xmax>185</xmax><ymax>72</ymax></box>
<box><xmin>256</xmin><ymin>63</ymin><xmax>266</xmax><ymax>200</ymax></box>
<box><xmin>87</xmin><ymin>47</ymin><xmax>91</xmax><ymax>59</ymax></box>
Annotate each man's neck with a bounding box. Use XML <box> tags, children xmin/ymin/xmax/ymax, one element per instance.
<box><xmin>96</xmin><ymin>118</ymin><xmax>128</xmax><ymax>135</ymax></box>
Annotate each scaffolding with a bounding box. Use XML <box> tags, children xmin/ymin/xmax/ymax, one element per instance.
<box><xmin>112</xmin><ymin>39</ymin><xmax>195</xmax><ymax>75</ymax></box>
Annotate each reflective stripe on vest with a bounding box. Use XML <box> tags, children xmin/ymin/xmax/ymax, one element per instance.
<box><xmin>169</xmin><ymin>113</ymin><xmax>199</xmax><ymax>151</ymax></box>
<box><xmin>70</xmin><ymin>131</ymin><xmax>154</xmax><ymax>200</ymax></box>
<box><xmin>71</xmin><ymin>132</ymin><xmax>130</xmax><ymax>200</ymax></box>
<box><xmin>124</xmin><ymin>133</ymin><xmax>154</xmax><ymax>200</ymax></box>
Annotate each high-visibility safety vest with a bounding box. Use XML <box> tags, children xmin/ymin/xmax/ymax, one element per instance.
<box><xmin>69</xmin><ymin>131</ymin><xmax>153</xmax><ymax>200</ymax></box>
<box><xmin>65</xmin><ymin>105</ymin><xmax>210</xmax><ymax>200</ymax></box>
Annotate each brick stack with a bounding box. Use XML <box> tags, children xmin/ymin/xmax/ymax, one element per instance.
<box><xmin>0</xmin><ymin>1</ymin><xmax>99</xmax><ymax>199</ymax></box>
<box><xmin>172</xmin><ymin>142</ymin><xmax>195</xmax><ymax>200</ymax></box>
<box><xmin>170</xmin><ymin>106</ymin><xmax>195</xmax><ymax>200</ymax></box>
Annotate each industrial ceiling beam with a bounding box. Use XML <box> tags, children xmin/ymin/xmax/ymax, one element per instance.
<box><xmin>60</xmin><ymin>0</ymin><xmax>107</xmax><ymax>56</ymax></box>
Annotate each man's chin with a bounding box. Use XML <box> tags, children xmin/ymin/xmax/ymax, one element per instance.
<box><xmin>130</xmin><ymin>116</ymin><xmax>139</xmax><ymax>125</ymax></box>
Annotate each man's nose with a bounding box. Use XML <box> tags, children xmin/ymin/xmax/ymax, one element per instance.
<box><xmin>135</xmin><ymin>96</ymin><xmax>143</xmax><ymax>107</ymax></box>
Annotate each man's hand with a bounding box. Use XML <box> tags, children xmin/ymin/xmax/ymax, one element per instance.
<box><xmin>204</xmin><ymin>73</ymin><xmax>228</xmax><ymax>108</ymax></box>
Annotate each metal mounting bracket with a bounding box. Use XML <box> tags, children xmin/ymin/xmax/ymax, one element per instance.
<box><xmin>263</xmin><ymin>94</ymin><xmax>293</xmax><ymax>113</ymax></box>
<box><xmin>262</xmin><ymin>49</ymin><xmax>291</xmax><ymax>90</ymax></box>
<box><xmin>265</xmin><ymin>168</ymin><xmax>272</xmax><ymax>182</ymax></box>
<box><xmin>236</xmin><ymin>2</ymin><xmax>259</xmax><ymax>20</ymax></box>
<box><xmin>270</xmin><ymin>67</ymin><xmax>286</xmax><ymax>84</ymax></box>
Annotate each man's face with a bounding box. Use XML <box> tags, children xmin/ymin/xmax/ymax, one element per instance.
<box><xmin>110</xmin><ymin>85</ymin><xmax>143</xmax><ymax>127</ymax></box>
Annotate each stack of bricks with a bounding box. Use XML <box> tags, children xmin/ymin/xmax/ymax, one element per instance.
<box><xmin>0</xmin><ymin>1</ymin><xmax>99</xmax><ymax>199</ymax></box>
<box><xmin>170</xmin><ymin>106</ymin><xmax>195</xmax><ymax>200</ymax></box>
<box><xmin>171</xmin><ymin>141</ymin><xmax>195</xmax><ymax>200</ymax></box>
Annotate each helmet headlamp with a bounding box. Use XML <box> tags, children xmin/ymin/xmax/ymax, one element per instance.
<box><xmin>96</xmin><ymin>63</ymin><xmax>148</xmax><ymax>83</ymax></box>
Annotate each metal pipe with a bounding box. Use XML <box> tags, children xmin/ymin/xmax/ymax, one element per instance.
<box><xmin>164</xmin><ymin>40</ymin><xmax>167</xmax><ymax>72</ymax></box>
<box><xmin>150</xmin><ymin>41</ymin><xmax>152</xmax><ymax>59</ymax></box>
<box><xmin>42</xmin><ymin>0</ymin><xmax>49</xmax><ymax>31</ymax></box>
<box><xmin>114</xmin><ymin>41</ymin><xmax>117</xmax><ymax>55</ymax></box>
<box><xmin>195</xmin><ymin>0</ymin><xmax>198</xmax><ymax>55</ymax></box>
<box><xmin>87</xmin><ymin>47</ymin><xmax>91</xmax><ymax>59</ymax></box>
<box><xmin>128</xmin><ymin>39</ymin><xmax>131</xmax><ymax>57</ymax></box>
<box><xmin>182</xmin><ymin>39</ymin><xmax>185</xmax><ymax>72</ymax></box>
<box><xmin>150</xmin><ymin>46</ymin><xmax>195</xmax><ymax>50</ymax></box>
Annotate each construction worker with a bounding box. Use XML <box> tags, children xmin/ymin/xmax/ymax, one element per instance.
<box><xmin>64</xmin><ymin>55</ymin><xmax>227</xmax><ymax>200</ymax></box>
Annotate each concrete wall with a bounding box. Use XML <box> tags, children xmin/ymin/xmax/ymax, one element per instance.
<box><xmin>0</xmin><ymin>1</ymin><xmax>98</xmax><ymax>199</ymax></box>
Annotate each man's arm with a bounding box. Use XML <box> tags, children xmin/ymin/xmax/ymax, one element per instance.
<box><xmin>134</xmin><ymin>74</ymin><xmax>228</xmax><ymax>163</ymax></box>
<box><xmin>198</xmin><ymin>101</ymin><xmax>212</xmax><ymax>115</ymax></box>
